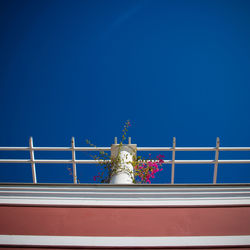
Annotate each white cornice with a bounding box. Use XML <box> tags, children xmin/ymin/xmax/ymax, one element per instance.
<box><xmin>0</xmin><ymin>235</ymin><xmax>250</xmax><ymax>247</ymax></box>
<box><xmin>0</xmin><ymin>184</ymin><xmax>250</xmax><ymax>206</ymax></box>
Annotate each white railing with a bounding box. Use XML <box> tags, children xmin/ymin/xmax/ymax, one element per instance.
<box><xmin>0</xmin><ymin>137</ymin><xmax>250</xmax><ymax>184</ymax></box>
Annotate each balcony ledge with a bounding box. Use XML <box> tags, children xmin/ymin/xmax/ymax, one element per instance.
<box><xmin>0</xmin><ymin>183</ymin><xmax>250</xmax><ymax>207</ymax></box>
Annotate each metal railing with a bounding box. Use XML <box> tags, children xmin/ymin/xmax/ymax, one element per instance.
<box><xmin>0</xmin><ymin>137</ymin><xmax>250</xmax><ymax>184</ymax></box>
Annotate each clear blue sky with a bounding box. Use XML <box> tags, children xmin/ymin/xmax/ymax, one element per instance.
<box><xmin>0</xmin><ymin>0</ymin><xmax>250</xmax><ymax>184</ymax></box>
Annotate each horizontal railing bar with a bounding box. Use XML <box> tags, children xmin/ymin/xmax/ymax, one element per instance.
<box><xmin>0</xmin><ymin>159</ymin><xmax>107</xmax><ymax>164</ymax></box>
<box><xmin>0</xmin><ymin>159</ymin><xmax>102</xmax><ymax>164</ymax></box>
<box><xmin>137</xmin><ymin>147</ymin><xmax>173</xmax><ymax>151</ymax></box>
<box><xmin>76</xmin><ymin>160</ymin><xmax>106</xmax><ymax>164</ymax></box>
<box><xmin>168</xmin><ymin>160</ymin><xmax>250</xmax><ymax>164</ymax></box>
<box><xmin>34</xmin><ymin>147</ymin><xmax>71</xmax><ymax>151</ymax></box>
<box><xmin>0</xmin><ymin>159</ymin><xmax>31</xmax><ymax>163</ymax></box>
<box><xmin>216</xmin><ymin>160</ymin><xmax>250</xmax><ymax>164</ymax></box>
<box><xmin>34</xmin><ymin>147</ymin><xmax>111</xmax><ymax>151</ymax></box>
<box><xmin>0</xmin><ymin>147</ymin><xmax>30</xmax><ymax>151</ymax></box>
<box><xmin>1</xmin><ymin>159</ymin><xmax>250</xmax><ymax>164</ymax></box>
<box><xmin>138</xmin><ymin>147</ymin><xmax>217</xmax><ymax>151</ymax></box>
<box><xmin>0</xmin><ymin>147</ymin><xmax>111</xmax><ymax>151</ymax></box>
<box><xmin>165</xmin><ymin>160</ymin><xmax>250</xmax><ymax>164</ymax></box>
<box><xmin>137</xmin><ymin>147</ymin><xmax>250</xmax><ymax>151</ymax></box>
<box><xmin>169</xmin><ymin>160</ymin><xmax>214</xmax><ymax>164</ymax></box>
<box><xmin>1</xmin><ymin>147</ymin><xmax>250</xmax><ymax>152</ymax></box>
<box><xmin>219</xmin><ymin>147</ymin><xmax>250</xmax><ymax>151</ymax></box>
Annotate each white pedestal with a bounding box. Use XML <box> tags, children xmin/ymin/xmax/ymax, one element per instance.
<box><xmin>110</xmin><ymin>144</ymin><xmax>136</xmax><ymax>184</ymax></box>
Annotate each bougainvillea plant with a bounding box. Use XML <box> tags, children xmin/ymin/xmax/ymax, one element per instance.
<box><xmin>133</xmin><ymin>154</ymin><xmax>165</xmax><ymax>184</ymax></box>
<box><xmin>86</xmin><ymin>120</ymin><xmax>165</xmax><ymax>184</ymax></box>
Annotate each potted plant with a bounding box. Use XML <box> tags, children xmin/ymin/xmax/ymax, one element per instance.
<box><xmin>87</xmin><ymin>120</ymin><xmax>165</xmax><ymax>184</ymax></box>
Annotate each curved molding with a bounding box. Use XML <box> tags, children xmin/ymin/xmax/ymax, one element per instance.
<box><xmin>0</xmin><ymin>184</ymin><xmax>250</xmax><ymax>206</ymax></box>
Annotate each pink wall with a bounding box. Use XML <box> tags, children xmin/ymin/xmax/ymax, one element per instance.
<box><xmin>1</xmin><ymin>205</ymin><xmax>250</xmax><ymax>237</ymax></box>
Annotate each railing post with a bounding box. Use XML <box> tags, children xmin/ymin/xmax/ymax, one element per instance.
<box><xmin>128</xmin><ymin>137</ymin><xmax>131</xmax><ymax>144</ymax></box>
<box><xmin>29</xmin><ymin>137</ymin><xmax>37</xmax><ymax>184</ymax></box>
<box><xmin>71</xmin><ymin>137</ymin><xmax>77</xmax><ymax>184</ymax></box>
<box><xmin>171</xmin><ymin>137</ymin><xmax>176</xmax><ymax>184</ymax></box>
<box><xmin>213</xmin><ymin>137</ymin><xmax>220</xmax><ymax>184</ymax></box>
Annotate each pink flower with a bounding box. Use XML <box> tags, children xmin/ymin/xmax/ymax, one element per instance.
<box><xmin>153</xmin><ymin>162</ymin><xmax>158</xmax><ymax>168</ymax></box>
<box><xmin>157</xmin><ymin>154</ymin><xmax>165</xmax><ymax>160</ymax></box>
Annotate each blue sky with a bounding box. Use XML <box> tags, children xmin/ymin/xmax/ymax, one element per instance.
<box><xmin>0</xmin><ymin>0</ymin><xmax>250</xmax><ymax>184</ymax></box>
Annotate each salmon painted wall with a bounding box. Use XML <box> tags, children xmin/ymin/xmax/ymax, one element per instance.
<box><xmin>1</xmin><ymin>205</ymin><xmax>250</xmax><ymax>237</ymax></box>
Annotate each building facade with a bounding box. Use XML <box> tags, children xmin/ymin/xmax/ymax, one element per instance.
<box><xmin>0</xmin><ymin>183</ymin><xmax>250</xmax><ymax>249</ymax></box>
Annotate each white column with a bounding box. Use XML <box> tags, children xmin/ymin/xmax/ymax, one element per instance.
<box><xmin>110</xmin><ymin>144</ymin><xmax>136</xmax><ymax>184</ymax></box>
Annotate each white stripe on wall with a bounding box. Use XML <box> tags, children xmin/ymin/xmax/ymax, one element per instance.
<box><xmin>0</xmin><ymin>235</ymin><xmax>250</xmax><ymax>247</ymax></box>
